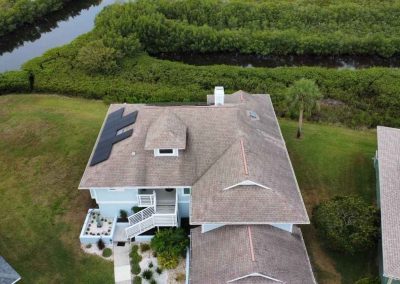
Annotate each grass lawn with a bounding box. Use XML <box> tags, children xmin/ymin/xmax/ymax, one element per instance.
<box><xmin>0</xmin><ymin>95</ymin><xmax>112</xmax><ymax>283</ymax></box>
<box><xmin>0</xmin><ymin>95</ymin><xmax>378</xmax><ymax>283</ymax></box>
<box><xmin>280</xmin><ymin>120</ymin><xmax>378</xmax><ymax>284</ymax></box>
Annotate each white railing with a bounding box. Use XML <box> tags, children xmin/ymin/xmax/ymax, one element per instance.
<box><xmin>128</xmin><ymin>206</ymin><xmax>155</xmax><ymax>225</ymax></box>
<box><xmin>125</xmin><ymin>194</ymin><xmax>179</xmax><ymax>239</ymax></box>
<box><xmin>138</xmin><ymin>193</ymin><xmax>155</xmax><ymax>207</ymax></box>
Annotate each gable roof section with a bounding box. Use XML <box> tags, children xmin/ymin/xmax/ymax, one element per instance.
<box><xmin>377</xmin><ymin>126</ymin><xmax>400</xmax><ymax>279</ymax></box>
<box><xmin>189</xmin><ymin>225</ymin><xmax>316</xmax><ymax>284</ymax></box>
<box><xmin>191</xmin><ymin>94</ymin><xmax>309</xmax><ymax>224</ymax></box>
<box><xmin>0</xmin><ymin>257</ymin><xmax>21</xmax><ymax>284</ymax></box>
<box><xmin>145</xmin><ymin>111</ymin><xmax>187</xmax><ymax>150</ymax></box>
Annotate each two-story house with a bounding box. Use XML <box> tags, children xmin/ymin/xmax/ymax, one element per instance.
<box><xmin>78</xmin><ymin>88</ymin><xmax>316</xmax><ymax>283</ymax></box>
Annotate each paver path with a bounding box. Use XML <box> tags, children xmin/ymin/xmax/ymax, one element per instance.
<box><xmin>113</xmin><ymin>243</ymin><xmax>131</xmax><ymax>284</ymax></box>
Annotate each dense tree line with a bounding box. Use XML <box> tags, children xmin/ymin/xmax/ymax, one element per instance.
<box><xmin>93</xmin><ymin>0</ymin><xmax>400</xmax><ymax>57</ymax></box>
<box><xmin>0</xmin><ymin>0</ymin><xmax>74</xmax><ymax>36</ymax></box>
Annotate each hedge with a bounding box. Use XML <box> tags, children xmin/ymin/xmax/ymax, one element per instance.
<box><xmin>93</xmin><ymin>0</ymin><xmax>400</xmax><ymax>57</ymax></box>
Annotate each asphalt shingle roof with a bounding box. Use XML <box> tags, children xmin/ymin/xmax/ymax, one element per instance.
<box><xmin>0</xmin><ymin>257</ymin><xmax>20</xmax><ymax>284</ymax></box>
<box><xmin>189</xmin><ymin>225</ymin><xmax>316</xmax><ymax>284</ymax></box>
<box><xmin>79</xmin><ymin>91</ymin><xmax>309</xmax><ymax>224</ymax></box>
<box><xmin>377</xmin><ymin>126</ymin><xmax>400</xmax><ymax>279</ymax></box>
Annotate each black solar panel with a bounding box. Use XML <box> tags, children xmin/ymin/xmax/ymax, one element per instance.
<box><xmin>90</xmin><ymin>108</ymin><xmax>138</xmax><ymax>166</ymax></box>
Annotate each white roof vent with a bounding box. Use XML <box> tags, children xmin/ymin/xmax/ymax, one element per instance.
<box><xmin>214</xmin><ymin>86</ymin><xmax>224</xmax><ymax>106</ymax></box>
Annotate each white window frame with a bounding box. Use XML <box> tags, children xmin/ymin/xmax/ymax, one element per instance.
<box><xmin>154</xmin><ymin>148</ymin><xmax>179</xmax><ymax>157</ymax></box>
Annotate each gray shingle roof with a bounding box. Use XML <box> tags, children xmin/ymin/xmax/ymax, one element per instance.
<box><xmin>0</xmin><ymin>257</ymin><xmax>21</xmax><ymax>284</ymax></box>
<box><xmin>189</xmin><ymin>225</ymin><xmax>316</xmax><ymax>284</ymax></box>
<box><xmin>377</xmin><ymin>126</ymin><xmax>400</xmax><ymax>279</ymax></box>
<box><xmin>79</xmin><ymin>91</ymin><xmax>309</xmax><ymax>224</ymax></box>
<box><xmin>144</xmin><ymin>110</ymin><xmax>187</xmax><ymax>150</ymax></box>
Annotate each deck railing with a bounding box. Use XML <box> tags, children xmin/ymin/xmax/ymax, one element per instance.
<box><xmin>137</xmin><ymin>193</ymin><xmax>155</xmax><ymax>207</ymax></box>
<box><xmin>125</xmin><ymin>194</ymin><xmax>178</xmax><ymax>239</ymax></box>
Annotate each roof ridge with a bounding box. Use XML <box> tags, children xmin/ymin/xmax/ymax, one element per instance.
<box><xmin>240</xmin><ymin>139</ymin><xmax>249</xmax><ymax>176</ymax></box>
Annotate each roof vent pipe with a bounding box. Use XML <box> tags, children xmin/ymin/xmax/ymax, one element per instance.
<box><xmin>214</xmin><ymin>86</ymin><xmax>224</xmax><ymax>106</ymax></box>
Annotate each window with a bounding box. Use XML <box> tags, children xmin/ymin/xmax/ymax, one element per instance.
<box><xmin>183</xmin><ymin>188</ymin><xmax>191</xmax><ymax>195</ymax></box>
<box><xmin>154</xmin><ymin>148</ymin><xmax>179</xmax><ymax>157</ymax></box>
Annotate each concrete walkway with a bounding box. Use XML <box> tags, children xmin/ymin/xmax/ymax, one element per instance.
<box><xmin>113</xmin><ymin>243</ymin><xmax>131</xmax><ymax>284</ymax></box>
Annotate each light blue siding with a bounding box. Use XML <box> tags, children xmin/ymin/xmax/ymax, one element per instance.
<box><xmin>92</xmin><ymin>188</ymin><xmax>139</xmax><ymax>217</ymax></box>
<box><xmin>201</xmin><ymin>224</ymin><xmax>225</xmax><ymax>233</ymax></box>
<box><xmin>94</xmin><ymin>188</ymin><xmax>138</xmax><ymax>202</ymax></box>
<box><xmin>271</xmin><ymin>223</ymin><xmax>293</xmax><ymax>233</ymax></box>
<box><xmin>98</xmin><ymin>203</ymin><xmax>137</xmax><ymax>218</ymax></box>
<box><xmin>179</xmin><ymin>202</ymin><xmax>190</xmax><ymax>218</ymax></box>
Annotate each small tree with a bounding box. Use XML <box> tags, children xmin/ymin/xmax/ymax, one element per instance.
<box><xmin>287</xmin><ymin>78</ymin><xmax>322</xmax><ymax>138</ymax></box>
<box><xmin>313</xmin><ymin>196</ymin><xmax>379</xmax><ymax>254</ymax></box>
<box><xmin>76</xmin><ymin>39</ymin><xmax>121</xmax><ymax>75</ymax></box>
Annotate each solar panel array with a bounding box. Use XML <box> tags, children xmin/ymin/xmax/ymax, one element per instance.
<box><xmin>90</xmin><ymin>108</ymin><xmax>138</xmax><ymax>166</ymax></box>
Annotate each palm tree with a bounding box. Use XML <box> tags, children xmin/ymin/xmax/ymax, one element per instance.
<box><xmin>287</xmin><ymin>78</ymin><xmax>322</xmax><ymax>138</ymax></box>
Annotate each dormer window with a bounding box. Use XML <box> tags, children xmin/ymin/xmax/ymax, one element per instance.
<box><xmin>154</xmin><ymin>148</ymin><xmax>178</xmax><ymax>157</ymax></box>
<box><xmin>145</xmin><ymin>111</ymin><xmax>187</xmax><ymax>157</ymax></box>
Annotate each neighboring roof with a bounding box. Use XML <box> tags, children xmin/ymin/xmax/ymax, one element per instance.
<box><xmin>0</xmin><ymin>257</ymin><xmax>21</xmax><ymax>284</ymax></box>
<box><xmin>145</xmin><ymin>111</ymin><xmax>187</xmax><ymax>150</ymax></box>
<box><xmin>377</xmin><ymin>126</ymin><xmax>400</xmax><ymax>279</ymax></box>
<box><xmin>189</xmin><ymin>225</ymin><xmax>316</xmax><ymax>284</ymax></box>
<box><xmin>79</xmin><ymin>91</ymin><xmax>309</xmax><ymax>224</ymax></box>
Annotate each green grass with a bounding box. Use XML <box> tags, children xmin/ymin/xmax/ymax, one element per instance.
<box><xmin>0</xmin><ymin>94</ymin><xmax>112</xmax><ymax>283</ymax></box>
<box><xmin>280</xmin><ymin>119</ymin><xmax>378</xmax><ymax>284</ymax></box>
<box><xmin>0</xmin><ymin>95</ymin><xmax>378</xmax><ymax>283</ymax></box>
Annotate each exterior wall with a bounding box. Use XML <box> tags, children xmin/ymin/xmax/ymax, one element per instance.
<box><xmin>91</xmin><ymin>188</ymin><xmax>138</xmax><ymax>217</ymax></box>
<box><xmin>79</xmin><ymin>209</ymin><xmax>117</xmax><ymax>245</ymax></box>
<box><xmin>178</xmin><ymin>187</ymin><xmax>190</xmax><ymax>218</ymax></box>
<box><xmin>201</xmin><ymin>224</ymin><xmax>225</xmax><ymax>233</ymax></box>
<box><xmin>271</xmin><ymin>223</ymin><xmax>293</xmax><ymax>233</ymax></box>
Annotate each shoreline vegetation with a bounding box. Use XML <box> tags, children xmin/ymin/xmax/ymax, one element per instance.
<box><xmin>1</xmin><ymin>0</ymin><xmax>400</xmax><ymax>129</ymax></box>
<box><xmin>0</xmin><ymin>0</ymin><xmax>79</xmax><ymax>37</ymax></box>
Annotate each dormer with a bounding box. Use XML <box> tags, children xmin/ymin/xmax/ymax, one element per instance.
<box><xmin>145</xmin><ymin>111</ymin><xmax>187</xmax><ymax>157</ymax></box>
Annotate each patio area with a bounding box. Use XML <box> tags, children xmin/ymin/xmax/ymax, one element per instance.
<box><xmin>80</xmin><ymin>209</ymin><xmax>117</xmax><ymax>245</ymax></box>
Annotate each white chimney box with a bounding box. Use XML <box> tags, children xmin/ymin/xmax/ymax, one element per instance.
<box><xmin>214</xmin><ymin>86</ymin><xmax>225</xmax><ymax>106</ymax></box>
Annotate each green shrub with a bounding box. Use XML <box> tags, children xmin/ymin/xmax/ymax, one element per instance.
<box><xmin>150</xmin><ymin>280</ymin><xmax>157</xmax><ymax>284</ymax></box>
<box><xmin>140</xmin><ymin>243</ymin><xmax>151</xmax><ymax>253</ymax></box>
<box><xmin>131</xmin><ymin>263</ymin><xmax>141</xmax><ymax>275</ymax></box>
<box><xmin>158</xmin><ymin>253</ymin><xmax>179</xmax><ymax>269</ymax></box>
<box><xmin>151</xmin><ymin>228</ymin><xmax>189</xmax><ymax>258</ymax></box>
<box><xmin>132</xmin><ymin>206</ymin><xmax>144</xmax><ymax>213</ymax></box>
<box><xmin>155</xmin><ymin>267</ymin><xmax>163</xmax><ymax>275</ymax></box>
<box><xmin>0</xmin><ymin>71</ymin><xmax>30</xmax><ymax>94</ymax></box>
<box><xmin>133</xmin><ymin>276</ymin><xmax>142</xmax><ymax>284</ymax></box>
<box><xmin>76</xmin><ymin>40</ymin><xmax>121</xmax><ymax>75</ymax></box>
<box><xmin>102</xmin><ymin>248</ymin><xmax>112</xmax><ymax>257</ymax></box>
<box><xmin>354</xmin><ymin>277</ymin><xmax>380</xmax><ymax>284</ymax></box>
<box><xmin>97</xmin><ymin>239</ymin><xmax>105</xmax><ymax>250</ymax></box>
<box><xmin>141</xmin><ymin>269</ymin><xmax>153</xmax><ymax>280</ymax></box>
<box><xmin>148</xmin><ymin>261</ymin><xmax>153</xmax><ymax>268</ymax></box>
<box><xmin>313</xmin><ymin>196</ymin><xmax>380</xmax><ymax>254</ymax></box>
<box><xmin>85</xmin><ymin>244</ymin><xmax>92</xmax><ymax>249</ymax></box>
<box><xmin>175</xmin><ymin>273</ymin><xmax>186</xmax><ymax>282</ymax></box>
<box><xmin>119</xmin><ymin>210</ymin><xmax>128</xmax><ymax>221</ymax></box>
